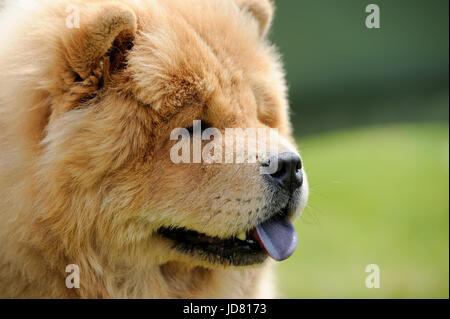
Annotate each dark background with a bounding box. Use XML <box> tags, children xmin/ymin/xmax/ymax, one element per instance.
<box><xmin>270</xmin><ymin>0</ymin><xmax>448</xmax><ymax>137</ymax></box>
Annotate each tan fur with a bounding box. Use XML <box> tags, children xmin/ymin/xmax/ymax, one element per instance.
<box><xmin>0</xmin><ymin>0</ymin><xmax>307</xmax><ymax>298</ymax></box>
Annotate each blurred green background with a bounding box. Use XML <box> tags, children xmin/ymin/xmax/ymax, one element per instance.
<box><xmin>270</xmin><ymin>0</ymin><xmax>449</xmax><ymax>298</ymax></box>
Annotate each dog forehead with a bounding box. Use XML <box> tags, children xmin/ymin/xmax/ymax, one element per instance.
<box><xmin>124</xmin><ymin>0</ymin><xmax>270</xmax><ymax>115</ymax></box>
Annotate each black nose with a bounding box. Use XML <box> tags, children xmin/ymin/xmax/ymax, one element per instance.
<box><xmin>263</xmin><ymin>152</ymin><xmax>303</xmax><ymax>193</ymax></box>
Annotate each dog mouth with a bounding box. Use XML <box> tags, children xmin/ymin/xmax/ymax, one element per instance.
<box><xmin>157</xmin><ymin>206</ymin><xmax>298</xmax><ymax>266</ymax></box>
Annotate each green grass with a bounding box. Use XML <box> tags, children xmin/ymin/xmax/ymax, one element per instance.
<box><xmin>277</xmin><ymin>123</ymin><xmax>449</xmax><ymax>298</ymax></box>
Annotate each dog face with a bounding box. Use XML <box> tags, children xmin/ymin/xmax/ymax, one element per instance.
<box><xmin>24</xmin><ymin>0</ymin><xmax>308</xmax><ymax>269</ymax></box>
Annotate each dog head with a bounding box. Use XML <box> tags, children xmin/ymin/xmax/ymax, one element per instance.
<box><xmin>10</xmin><ymin>0</ymin><xmax>308</xmax><ymax>269</ymax></box>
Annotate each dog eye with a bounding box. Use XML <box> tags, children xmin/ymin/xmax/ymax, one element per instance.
<box><xmin>185</xmin><ymin>120</ymin><xmax>212</xmax><ymax>135</ymax></box>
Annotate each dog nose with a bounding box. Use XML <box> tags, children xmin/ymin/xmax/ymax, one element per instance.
<box><xmin>263</xmin><ymin>152</ymin><xmax>303</xmax><ymax>193</ymax></box>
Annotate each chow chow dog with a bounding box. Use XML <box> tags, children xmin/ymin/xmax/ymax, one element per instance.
<box><xmin>0</xmin><ymin>0</ymin><xmax>308</xmax><ymax>298</ymax></box>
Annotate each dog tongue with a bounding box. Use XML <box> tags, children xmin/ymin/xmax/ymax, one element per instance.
<box><xmin>253</xmin><ymin>217</ymin><xmax>298</xmax><ymax>261</ymax></box>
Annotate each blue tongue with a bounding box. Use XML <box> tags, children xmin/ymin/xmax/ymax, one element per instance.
<box><xmin>254</xmin><ymin>217</ymin><xmax>298</xmax><ymax>261</ymax></box>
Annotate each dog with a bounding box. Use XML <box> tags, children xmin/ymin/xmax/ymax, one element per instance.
<box><xmin>0</xmin><ymin>0</ymin><xmax>308</xmax><ymax>298</ymax></box>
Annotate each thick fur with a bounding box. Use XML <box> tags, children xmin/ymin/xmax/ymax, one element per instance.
<box><xmin>0</xmin><ymin>0</ymin><xmax>307</xmax><ymax>298</ymax></box>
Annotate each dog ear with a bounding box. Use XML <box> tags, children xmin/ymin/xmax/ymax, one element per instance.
<box><xmin>234</xmin><ymin>0</ymin><xmax>274</xmax><ymax>37</ymax></box>
<box><xmin>62</xmin><ymin>2</ymin><xmax>137</xmax><ymax>80</ymax></box>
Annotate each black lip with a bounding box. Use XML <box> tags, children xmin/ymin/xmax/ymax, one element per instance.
<box><xmin>157</xmin><ymin>227</ymin><xmax>267</xmax><ymax>266</ymax></box>
<box><xmin>157</xmin><ymin>205</ymin><xmax>293</xmax><ymax>266</ymax></box>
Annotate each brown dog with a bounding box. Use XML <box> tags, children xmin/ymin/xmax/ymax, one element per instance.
<box><xmin>0</xmin><ymin>0</ymin><xmax>308</xmax><ymax>298</ymax></box>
